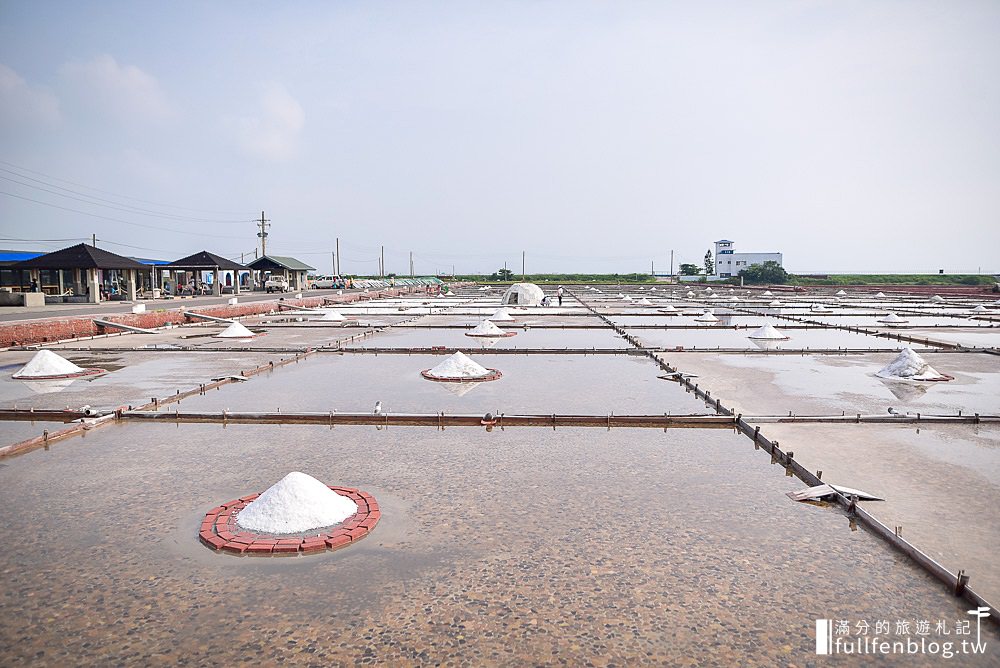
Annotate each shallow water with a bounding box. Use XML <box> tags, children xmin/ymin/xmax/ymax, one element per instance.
<box><xmin>630</xmin><ymin>326</ymin><xmax>904</xmax><ymax>350</ymax></box>
<box><xmin>0</xmin><ymin>423</ymin><xmax>994</xmax><ymax>666</ymax></box>
<box><xmin>167</xmin><ymin>352</ymin><xmax>711</xmax><ymax>415</ymax></box>
<box><xmin>759</xmin><ymin>423</ymin><xmax>1000</xmax><ymax>604</ymax></box>
<box><xmin>663</xmin><ymin>352</ymin><xmax>1000</xmax><ymax>418</ymax></box>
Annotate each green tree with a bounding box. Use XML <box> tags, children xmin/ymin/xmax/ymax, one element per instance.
<box><xmin>678</xmin><ymin>263</ymin><xmax>701</xmax><ymax>276</ymax></box>
<box><xmin>739</xmin><ymin>261</ymin><xmax>789</xmax><ymax>284</ymax></box>
<box><xmin>704</xmin><ymin>250</ymin><xmax>714</xmax><ymax>275</ymax></box>
<box><xmin>492</xmin><ymin>268</ymin><xmax>514</xmax><ymax>281</ymax></box>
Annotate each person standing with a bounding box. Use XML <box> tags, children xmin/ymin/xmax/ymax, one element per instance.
<box><xmin>557</xmin><ymin>285</ymin><xmax>564</xmax><ymax>306</ymax></box>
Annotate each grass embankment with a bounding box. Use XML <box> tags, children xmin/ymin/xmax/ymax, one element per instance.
<box><xmin>788</xmin><ymin>274</ymin><xmax>995</xmax><ymax>287</ymax></box>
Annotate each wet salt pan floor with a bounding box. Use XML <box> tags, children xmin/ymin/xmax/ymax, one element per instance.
<box><xmin>1</xmin><ymin>284</ymin><xmax>998</xmax><ymax>665</ymax></box>
<box><xmin>0</xmin><ymin>424</ymin><xmax>994</xmax><ymax>666</ymax></box>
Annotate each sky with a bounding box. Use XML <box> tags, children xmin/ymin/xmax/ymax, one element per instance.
<box><xmin>1</xmin><ymin>1</ymin><xmax>998</xmax><ymax>276</ymax></box>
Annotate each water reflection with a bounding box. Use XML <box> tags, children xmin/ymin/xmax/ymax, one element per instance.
<box><xmin>434</xmin><ymin>381</ymin><xmax>483</xmax><ymax>397</ymax></box>
<box><xmin>19</xmin><ymin>378</ymin><xmax>77</xmax><ymax>394</ymax></box>
<box><xmin>877</xmin><ymin>377</ymin><xmax>933</xmax><ymax>402</ymax></box>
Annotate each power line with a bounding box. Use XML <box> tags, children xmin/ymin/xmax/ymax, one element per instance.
<box><xmin>0</xmin><ymin>159</ymin><xmax>255</xmax><ymax>216</ymax></box>
<box><xmin>0</xmin><ymin>190</ymin><xmax>246</xmax><ymax>239</ymax></box>
<box><xmin>0</xmin><ymin>172</ymin><xmax>251</xmax><ymax>224</ymax></box>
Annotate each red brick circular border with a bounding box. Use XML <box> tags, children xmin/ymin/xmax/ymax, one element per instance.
<box><xmin>199</xmin><ymin>486</ymin><xmax>379</xmax><ymax>556</ymax></box>
<box><xmin>464</xmin><ymin>331</ymin><xmax>517</xmax><ymax>338</ymax></box>
<box><xmin>12</xmin><ymin>367</ymin><xmax>107</xmax><ymax>381</ymax></box>
<box><xmin>420</xmin><ymin>368</ymin><xmax>502</xmax><ymax>382</ymax></box>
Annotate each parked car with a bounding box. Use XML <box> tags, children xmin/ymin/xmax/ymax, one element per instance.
<box><xmin>265</xmin><ymin>275</ymin><xmax>290</xmax><ymax>293</ymax></box>
<box><xmin>309</xmin><ymin>275</ymin><xmax>342</xmax><ymax>289</ymax></box>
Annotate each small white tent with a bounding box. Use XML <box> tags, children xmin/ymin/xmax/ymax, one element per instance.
<box><xmin>501</xmin><ymin>283</ymin><xmax>545</xmax><ymax>306</ymax></box>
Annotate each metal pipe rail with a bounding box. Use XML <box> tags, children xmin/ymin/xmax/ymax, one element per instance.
<box><xmin>120</xmin><ymin>410</ymin><xmax>734</xmax><ymax>428</ymax></box>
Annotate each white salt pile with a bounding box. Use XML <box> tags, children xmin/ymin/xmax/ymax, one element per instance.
<box><xmin>637</xmin><ymin>298</ymin><xmax>653</xmax><ymax>306</ymax></box>
<box><xmin>215</xmin><ymin>321</ymin><xmax>255</xmax><ymax>338</ymax></box>
<box><xmin>321</xmin><ymin>310</ymin><xmax>345</xmax><ymax>321</ymax></box>
<box><xmin>468</xmin><ymin>319</ymin><xmax>505</xmax><ymax>336</ymax></box>
<box><xmin>836</xmin><ymin>290</ymin><xmax>847</xmax><ymax>296</ymax></box>
<box><xmin>811</xmin><ymin>304</ymin><xmax>832</xmax><ymax>312</ymax></box>
<box><xmin>617</xmin><ymin>293</ymin><xmax>626</xmax><ymax>298</ymax></box>
<box><xmin>874</xmin><ymin>292</ymin><xmax>886</xmax><ymax>298</ymax></box>
<box><xmin>426</xmin><ymin>351</ymin><xmax>491</xmax><ymax>379</ymax></box>
<box><xmin>13</xmin><ymin>350</ymin><xmax>87</xmax><ymax>379</ymax></box>
<box><xmin>930</xmin><ymin>295</ymin><xmax>944</xmax><ymax>303</ymax></box>
<box><xmin>659</xmin><ymin>305</ymin><xmax>678</xmax><ymax>313</ymax></box>
<box><xmin>972</xmin><ymin>305</ymin><xmax>987</xmax><ymax>313</ymax></box>
<box><xmin>650</xmin><ymin>287</ymin><xmax>657</xmax><ymax>291</ymax></box>
<box><xmin>236</xmin><ymin>472</ymin><xmax>358</xmax><ymax>534</ymax></box>
<box><xmin>748</xmin><ymin>324</ymin><xmax>789</xmax><ymax>340</ymax></box>
<box><xmin>686</xmin><ymin>291</ymin><xmax>695</xmax><ymax>298</ymax></box>
<box><xmin>877</xmin><ymin>312</ymin><xmax>908</xmax><ymax>324</ymax></box>
<box><xmin>694</xmin><ymin>310</ymin><xmax>719</xmax><ymax>322</ymax></box>
<box><xmin>490</xmin><ymin>307</ymin><xmax>515</xmax><ymax>321</ymax></box>
<box><xmin>622</xmin><ymin>295</ymin><xmax>633</xmax><ymax>301</ymax></box>
<box><xmin>762</xmin><ymin>290</ymin><xmax>773</xmax><ymax>297</ymax></box>
<box><xmin>704</xmin><ymin>287</ymin><xmax>713</xmax><ymax>293</ymax></box>
<box><xmin>768</xmin><ymin>300</ymin><xmax>783</xmax><ymax>307</ymax></box>
<box><xmin>876</xmin><ymin>348</ymin><xmax>951</xmax><ymax>382</ymax></box>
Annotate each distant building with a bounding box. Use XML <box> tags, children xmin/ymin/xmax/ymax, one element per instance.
<box><xmin>713</xmin><ymin>239</ymin><xmax>782</xmax><ymax>278</ymax></box>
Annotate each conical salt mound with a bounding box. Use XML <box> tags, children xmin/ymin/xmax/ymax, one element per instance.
<box><xmin>878</xmin><ymin>312</ymin><xmax>907</xmax><ymax>324</ymax></box>
<box><xmin>972</xmin><ymin>305</ymin><xmax>987</xmax><ymax>313</ymax></box>
<box><xmin>215</xmin><ymin>321</ymin><xmax>255</xmax><ymax>338</ymax></box>
<box><xmin>704</xmin><ymin>287</ymin><xmax>713</xmax><ymax>293</ymax></box>
<box><xmin>686</xmin><ymin>291</ymin><xmax>695</xmax><ymax>298</ymax></box>
<box><xmin>650</xmin><ymin>287</ymin><xmax>657</xmax><ymax>291</ymax></box>
<box><xmin>13</xmin><ymin>349</ymin><xmax>86</xmax><ymax>379</ymax></box>
<box><xmin>637</xmin><ymin>298</ymin><xmax>653</xmax><ymax>306</ymax></box>
<box><xmin>874</xmin><ymin>292</ymin><xmax>886</xmax><ymax>298</ymax></box>
<box><xmin>876</xmin><ymin>348</ymin><xmax>950</xmax><ymax>381</ymax></box>
<box><xmin>748</xmin><ymin>324</ymin><xmax>789</xmax><ymax>340</ymax></box>
<box><xmin>930</xmin><ymin>295</ymin><xmax>944</xmax><ymax>303</ymax></box>
<box><xmin>836</xmin><ymin>290</ymin><xmax>847</xmax><ymax>296</ymax></box>
<box><xmin>769</xmin><ymin>300</ymin><xmax>783</xmax><ymax>307</ymax></box>
<box><xmin>427</xmin><ymin>351</ymin><xmax>490</xmax><ymax>379</ymax></box>
<box><xmin>321</xmin><ymin>310</ymin><xmax>345</xmax><ymax>321</ymax></box>
<box><xmin>490</xmin><ymin>307</ymin><xmax>514</xmax><ymax>321</ymax></box>
<box><xmin>762</xmin><ymin>290</ymin><xmax>773</xmax><ymax>297</ymax></box>
<box><xmin>694</xmin><ymin>310</ymin><xmax>719</xmax><ymax>322</ymax></box>
<box><xmin>236</xmin><ymin>472</ymin><xmax>358</xmax><ymax>534</ymax></box>
<box><xmin>468</xmin><ymin>319</ymin><xmax>505</xmax><ymax>336</ymax></box>
<box><xmin>659</xmin><ymin>305</ymin><xmax>678</xmax><ymax>313</ymax></box>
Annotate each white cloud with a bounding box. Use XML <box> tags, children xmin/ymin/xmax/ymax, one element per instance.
<box><xmin>0</xmin><ymin>63</ymin><xmax>60</xmax><ymax>125</ymax></box>
<box><xmin>233</xmin><ymin>83</ymin><xmax>305</xmax><ymax>160</ymax></box>
<box><xmin>58</xmin><ymin>54</ymin><xmax>174</xmax><ymax>124</ymax></box>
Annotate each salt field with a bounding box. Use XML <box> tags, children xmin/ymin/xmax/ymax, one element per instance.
<box><xmin>1</xmin><ymin>284</ymin><xmax>998</xmax><ymax>665</ymax></box>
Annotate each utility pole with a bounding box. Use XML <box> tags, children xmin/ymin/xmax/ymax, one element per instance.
<box><xmin>522</xmin><ymin>251</ymin><xmax>525</xmax><ymax>281</ymax></box>
<box><xmin>381</xmin><ymin>245</ymin><xmax>385</xmax><ymax>277</ymax></box>
<box><xmin>670</xmin><ymin>250</ymin><xmax>674</xmax><ymax>277</ymax></box>
<box><xmin>409</xmin><ymin>251</ymin><xmax>414</xmax><ymax>277</ymax></box>
<box><xmin>331</xmin><ymin>251</ymin><xmax>336</xmax><ymax>276</ymax></box>
<box><xmin>335</xmin><ymin>237</ymin><xmax>340</xmax><ymax>276</ymax></box>
<box><xmin>256</xmin><ymin>211</ymin><xmax>270</xmax><ymax>257</ymax></box>
<box><xmin>92</xmin><ymin>233</ymin><xmax>97</xmax><ymax>247</ymax></box>
<box><xmin>651</xmin><ymin>260</ymin><xmax>654</xmax><ymax>275</ymax></box>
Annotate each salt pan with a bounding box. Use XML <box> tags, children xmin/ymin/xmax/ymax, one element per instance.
<box><xmin>236</xmin><ymin>472</ymin><xmax>358</xmax><ymax>534</ymax></box>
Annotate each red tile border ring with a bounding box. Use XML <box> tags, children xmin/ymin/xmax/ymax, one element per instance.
<box><xmin>199</xmin><ymin>486</ymin><xmax>380</xmax><ymax>556</ymax></box>
<box><xmin>420</xmin><ymin>368</ymin><xmax>502</xmax><ymax>382</ymax></box>
<box><xmin>463</xmin><ymin>331</ymin><xmax>517</xmax><ymax>338</ymax></box>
